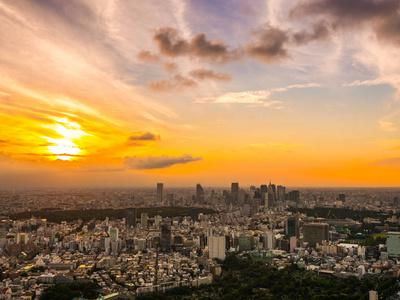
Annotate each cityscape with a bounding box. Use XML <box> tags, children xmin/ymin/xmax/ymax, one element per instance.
<box><xmin>2</xmin><ymin>0</ymin><xmax>400</xmax><ymax>299</ymax></box>
<box><xmin>1</xmin><ymin>184</ymin><xmax>400</xmax><ymax>299</ymax></box>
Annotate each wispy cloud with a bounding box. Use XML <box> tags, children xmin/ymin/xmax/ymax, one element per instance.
<box><xmin>379</xmin><ymin>121</ymin><xmax>397</xmax><ymax>132</ymax></box>
<box><xmin>195</xmin><ymin>83</ymin><xmax>321</xmax><ymax>107</ymax></box>
<box><xmin>344</xmin><ymin>75</ymin><xmax>400</xmax><ymax>88</ymax></box>
<box><xmin>124</xmin><ymin>154</ymin><xmax>202</xmax><ymax>170</ymax></box>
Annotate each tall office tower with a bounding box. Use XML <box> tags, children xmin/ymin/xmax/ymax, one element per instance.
<box><xmin>267</xmin><ymin>191</ymin><xmax>275</xmax><ymax>208</ymax></box>
<box><xmin>157</xmin><ymin>183</ymin><xmax>163</xmax><ymax>204</ymax></box>
<box><xmin>109</xmin><ymin>227</ymin><xmax>119</xmax><ymax>242</ymax></box>
<box><xmin>260</xmin><ymin>185</ymin><xmax>268</xmax><ymax>205</ymax></box>
<box><xmin>289</xmin><ymin>190</ymin><xmax>300</xmax><ymax>202</ymax></box>
<box><xmin>394</xmin><ymin>197</ymin><xmax>399</xmax><ymax>207</ymax></box>
<box><xmin>286</xmin><ymin>214</ymin><xmax>300</xmax><ymax>238</ymax></box>
<box><xmin>268</xmin><ymin>182</ymin><xmax>276</xmax><ymax>196</ymax></box>
<box><xmin>337</xmin><ymin>194</ymin><xmax>346</xmax><ymax>202</ymax></box>
<box><xmin>231</xmin><ymin>182</ymin><xmax>239</xmax><ymax>203</ymax></box>
<box><xmin>196</xmin><ymin>184</ymin><xmax>204</xmax><ymax>204</ymax></box>
<box><xmin>277</xmin><ymin>185</ymin><xmax>285</xmax><ymax>202</ymax></box>
<box><xmin>249</xmin><ymin>186</ymin><xmax>256</xmax><ymax>201</ymax></box>
<box><xmin>303</xmin><ymin>223</ymin><xmax>329</xmax><ymax>246</ymax></box>
<box><xmin>161</xmin><ymin>224</ymin><xmax>171</xmax><ymax>252</ymax></box>
<box><xmin>141</xmin><ymin>213</ymin><xmax>148</xmax><ymax>228</ymax></box>
<box><xmin>125</xmin><ymin>208</ymin><xmax>136</xmax><ymax>229</ymax></box>
<box><xmin>387</xmin><ymin>231</ymin><xmax>400</xmax><ymax>258</ymax></box>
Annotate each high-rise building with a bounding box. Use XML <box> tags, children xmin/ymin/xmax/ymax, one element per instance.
<box><xmin>277</xmin><ymin>185</ymin><xmax>285</xmax><ymax>201</ymax></box>
<box><xmin>303</xmin><ymin>223</ymin><xmax>329</xmax><ymax>246</ymax></box>
<box><xmin>109</xmin><ymin>227</ymin><xmax>119</xmax><ymax>242</ymax></box>
<box><xmin>337</xmin><ymin>194</ymin><xmax>345</xmax><ymax>202</ymax></box>
<box><xmin>125</xmin><ymin>208</ymin><xmax>136</xmax><ymax>229</ymax></box>
<box><xmin>289</xmin><ymin>190</ymin><xmax>300</xmax><ymax>202</ymax></box>
<box><xmin>387</xmin><ymin>231</ymin><xmax>400</xmax><ymax>258</ymax></box>
<box><xmin>231</xmin><ymin>182</ymin><xmax>239</xmax><ymax>202</ymax></box>
<box><xmin>260</xmin><ymin>185</ymin><xmax>268</xmax><ymax>205</ymax></box>
<box><xmin>196</xmin><ymin>184</ymin><xmax>204</xmax><ymax>204</ymax></box>
<box><xmin>208</xmin><ymin>235</ymin><xmax>226</xmax><ymax>260</ymax></box>
<box><xmin>286</xmin><ymin>215</ymin><xmax>300</xmax><ymax>239</ymax></box>
<box><xmin>161</xmin><ymin>224</ymin><xmax>171</xmax><ymax>252</ymax></box>
<box><xmin>268</xmin><ymin>182</ymin><xmax>276</xmax><ymax>196</ymax></box>
<box><xmin>157</xmin><ymin>183</ymin><xmax>163</xmax><ymax>204</ymax></box>
<box><xmin>141</xmin><ymin>213</ymin><xmax>148</xmax><ymax>228</ymax></box>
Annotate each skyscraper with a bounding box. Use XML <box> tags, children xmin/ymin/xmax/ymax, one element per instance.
<box><xmin>286</xmin><ymin>214</ymin><xmax>300</xmax><ymax>239</ymax></box>
<box><xmin>161</xmin><ymin>223</ymin><xmax>171</xmax><ymax>252</ymax></box>
<box><xmin>125</xmin><ymin>208</ymin><xmax>136</xmax><ymax>229</ymax></box>
<box><xmin>277</xmin><ymin>185</ymin><xmax>285</xmax><ymax>202</ymax></box>
<box><xmin>196</xmin><ymin>184</ymin><xmax>204</xmax><ymax>204</ymax></box>
<box><xmin>231</xmin><ymin>182</ymin><xmax>239</xmax><ymax>203</ymax></box>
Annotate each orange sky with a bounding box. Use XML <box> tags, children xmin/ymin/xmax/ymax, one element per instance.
<box><xmin>1</xmin><ymin>0</ymin><xmax>400</xmax><ymax>188</ymax></box>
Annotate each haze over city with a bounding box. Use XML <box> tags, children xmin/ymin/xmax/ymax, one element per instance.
<box><xmin>1</xmin><ymin>0</ymin><xmax>400</xmax><ymax>189</ymax></box>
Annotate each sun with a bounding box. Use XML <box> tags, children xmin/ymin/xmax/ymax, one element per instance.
<box><xmin>43</xmin><ymin>117</ymin><xmax>90</xmax><ymax>161</ymax></box>
<box><xmin>46</xmin><ymin>137</ymin><xmax>82</xmax><ymax>161</ymax></box>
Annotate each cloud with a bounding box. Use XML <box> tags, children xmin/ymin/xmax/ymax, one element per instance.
<box><xmin>246</xmin><ymin>24</ymin><xmax>290</xmax><ymax>63</ymax></box>
<box><xmin>290</xmin><ymin>0</ymin><xmax>400</xmax><ymax>45</ymax></box>
<box><xmin>137</xmin><ymin>50</ymin><xmax>160</xmax><ymax>62</ymax></box>
<box><xmin>292</xmin><ymin>21</ymin><xmax>330</xmax><ymax>45</ymax></box>
<box><xmin>189</xmin><ymin>69</ymin><xmax>232</xmax><ymax>81</ymax></box>
<box><xmin>379</xmin><ymin>121</ymin><xmax>397</xmax><ymax>132</ymax></box>
<box><xmin>153</xmin><ymin>27</ymin><xmax>241</xmax><ymax>63</ymax></box>
<box><xmin>149</xmin><ymin>74</ymin><xmax>197</xmax><ymax>92</ymax></box>
<box><xmin>124</xmin><ymin>154</ymin><xmax>202</xmax><ymax>170</ymax></box>
<box><xmin>128</xmin><ymin>132</ymin><xmax>160</xmax><ymax>141</ymax></box>
<box><xmin>372</xmin><ymin>157</ymin><xmax>400</xmax><ymax>167</ymax></box>
<box><xmin>195</xmin><ymin>82</ymin><xmax>321</xmax><ymax>106</ymax></box>
<box><xmin>344</xmin><ymin>75</ymin><xmax>400</xmax><ymax>87</ymax></box>
<box><xmin>164</xmin><ymin>62</ymin><xmax>178</xmax><ymax>73</ymax></box>
<box><xmin>153</xmin><ymin>27</ymin><xmax>191</xmax><ymax>57</ymax></box>
<box><xmin>197</xmin><ymin>90</ymin><xmax>272</xmax><ymax>105</ymax></box>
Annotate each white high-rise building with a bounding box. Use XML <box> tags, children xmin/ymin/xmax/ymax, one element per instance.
<box><xmin>208</xmin><ymin>227</ymin><xmax>226</xmax><ymax>260</ymax></box>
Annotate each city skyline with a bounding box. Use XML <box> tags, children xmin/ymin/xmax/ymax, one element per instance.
<box><xmin>1</xmin><ymin>1</ymin><xmax>400</xmax><ymax>189</ymax></box>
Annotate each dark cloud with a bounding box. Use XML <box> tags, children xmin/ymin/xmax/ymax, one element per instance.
<box><xmin>190</xmin><ymin>33</ymin><xmax>229</xmax><ymax>60</ymax></box>
<box><xmin>372</xmin><ymin>157</ymin><xmax>400</xmax><ymax>167</ymax></box>
<box><xmin>137</xmin><ymin>50</ymin><xmax>160</xmax><ymax>62</ymax></box>
<box><xmin>291</xmin><ymin>0</ymin><xmax>400</xmax><ymax>44</ymax></box>
<box><xmin>153</xmin><ymin>27</ymin><xmax>239</xmax><ymax>63</ymax></box>
<box><xmin>153</xmin><ymin>27</ymin><xmax>190</xmax><ymax>57</ymax></box>
<box><xmin>246</xmin><ymin>24</ymin><xmax>290</xmax><ymax>63</ymax></box>
<box><xmin>189</xmin><ymin>69</ymin><xmax>232</xmax><ymax>81</ymax></box>
<box><xmin>124</xmin><ymin>154</ymin><xmax>202</xmax><ymax>170</ymax></box>
<box><xmin>129</xmin><ymin>132</ymin><xmax>160</xmax><ymax>141</ymax></box>
<box><xmin>149</xmin><ymin>74</ymin><xmax>197</xmax><ymax>92</ymax></box>
<box><xmin>292</xmin><ymin>21</ymin><xmax>330</xmax><ymax>45</ymax></box>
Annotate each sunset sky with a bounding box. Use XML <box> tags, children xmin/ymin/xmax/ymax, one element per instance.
<box><xmin>1</xmin><ymin>0</ymin><xmax>400</xmax><ymax>189</ymax></box>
